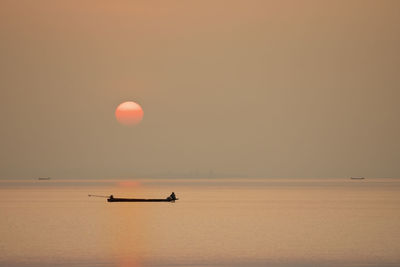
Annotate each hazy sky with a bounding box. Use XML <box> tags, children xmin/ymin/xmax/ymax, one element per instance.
<box><xmin>1</xmin><ymin>0</ymin><xmax>399</xmax><ymax>179</ymax></box>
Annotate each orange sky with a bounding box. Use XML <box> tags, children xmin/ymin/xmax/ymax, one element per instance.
<box><xmin>0</xmin><ymin>0</ymin><xmax>399</xmax><ymax>178</ymax></box>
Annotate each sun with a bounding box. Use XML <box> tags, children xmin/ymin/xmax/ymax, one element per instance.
<box><xmin>115</xmin><ymin>101</ymin><xmax>144</xmax><ymax>126</ymax></box>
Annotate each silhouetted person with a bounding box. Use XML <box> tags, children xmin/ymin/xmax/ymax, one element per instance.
<box><xmin>167</xmin><ymin>192</ymin><xmax>176</xmax><ymax>201</ymax></box>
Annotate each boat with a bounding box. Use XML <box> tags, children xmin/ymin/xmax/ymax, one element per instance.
<box><xmin>350</xmin><ymin>177</ymin><xmax>365</xmax><ymax>180</ymax></box>
<box><xmin>89</xmin><ymin>192</ymin><xmax>178</xmax><ymax>202</ymax></box>
<box><xmin>38</xmin><ymin>177</ymin><xmax>51</xmax><ymax>180</ymax></box>
<box><xmin>107</xmin><ymin>197</ymin><xmax>177</xmax><ymax>202</ymax></box>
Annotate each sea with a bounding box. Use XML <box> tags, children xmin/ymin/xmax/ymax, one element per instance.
<box><xmin>0</xmin><ymin>178</ymin><xmax>399</xmax><ymax>267</ymax></box>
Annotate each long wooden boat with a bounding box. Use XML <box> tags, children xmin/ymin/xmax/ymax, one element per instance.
<box><xmin>89</xmin><ymin>192</ymin><xmax>178</xmax><ymax>202</ymax></box>
<box><xmin>107</xmin><ymin>197</ymin><xmax>177</xmax><ymax>202</ymax></box>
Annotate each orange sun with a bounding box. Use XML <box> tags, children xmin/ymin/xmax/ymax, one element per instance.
<box><xmin>115</xmin><ymin>101</ymin><xmax>144</xmax><ymax>126</ymax></box>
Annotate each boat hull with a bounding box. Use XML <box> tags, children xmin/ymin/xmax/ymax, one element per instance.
<box><xmin>107</xmin><ymin>198</ymin><xmax>176</xmax><ymax>202</ymax></box>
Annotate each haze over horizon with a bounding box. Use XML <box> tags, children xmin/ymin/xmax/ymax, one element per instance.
<box><xmin>1</xmin><ymin>1</ymin><xmax>399</xmax><ymax>179</ymax></box>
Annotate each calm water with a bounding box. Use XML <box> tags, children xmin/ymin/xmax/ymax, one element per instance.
<box><xmin>0</xmin><ymin>178</ymin><xmax>399</xmax><ymax>267</ymax></box>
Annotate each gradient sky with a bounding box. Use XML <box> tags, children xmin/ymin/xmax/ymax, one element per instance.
<box><xmin>1</xmin><ymin>0</ymin><xmax>399</xmax><ymax>179</ymax></box>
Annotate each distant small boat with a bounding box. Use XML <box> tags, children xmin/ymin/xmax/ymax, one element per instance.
<box><xmin>38</xmin><ymin>177</ymin><xmax>51</xmax><ymax>180</ymax></box>
<box><xmin>89</xmin><ymin>192</ymin><xmax>178</xmax><ymax>203</ymax></box>
<box><xmin>350</xmin><ymin>177</ymin><xmax>365</xmax><ymax>180</ymax></box>
<box><xmin>107</xmin><ymin>197</ymin><xmax>178</xmax><ymax>202</ymax></box>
